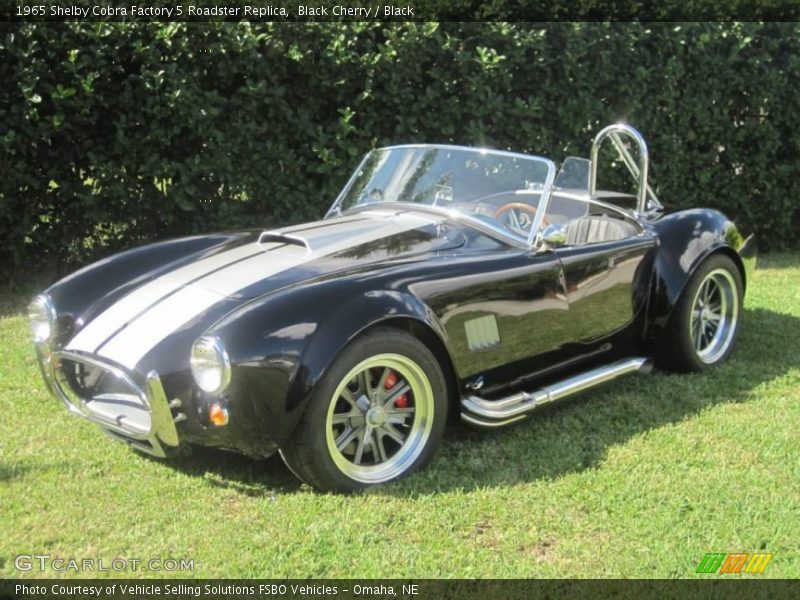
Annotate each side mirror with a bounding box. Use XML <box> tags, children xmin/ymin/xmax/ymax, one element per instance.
<box><xmin>541</xmin><ymin>223</ymin><xmax>567</xmax><ymax>247</ymax></box>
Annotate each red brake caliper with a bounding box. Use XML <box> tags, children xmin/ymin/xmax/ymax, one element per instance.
<box><xmin>384</xmin><ymin>371</ymin><xmax>408</xmax><ymax>408</ymax></box>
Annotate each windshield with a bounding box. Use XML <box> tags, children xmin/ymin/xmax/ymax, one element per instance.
<box><xmin>329</xmin><ymin>145</ymin><xmax>556</xmax><ymax>242</ymax></box>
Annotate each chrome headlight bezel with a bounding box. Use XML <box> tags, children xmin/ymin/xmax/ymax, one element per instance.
<box><xmin>28</xmin><ymin>294</ymin><xmax>57</xmax><ymax>345</ymax></box>
<box><xmin>190</xmin><ymin>335</ymin><xmax>232</xmax><ymax>396</ymax></box>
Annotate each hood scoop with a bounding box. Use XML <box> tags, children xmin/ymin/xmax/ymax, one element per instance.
<box><xmin>258</xmin><ymin>232</ymin><xmax>310</xmax><ymax>252</ymax></box>
<box><xmin>256</xmin><ymin>213</ymin><xmax>446</xmax><ymax>257</ymax></box>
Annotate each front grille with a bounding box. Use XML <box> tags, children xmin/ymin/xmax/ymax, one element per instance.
<box><xmin>53</xmin><ymin>354</ymin><xmax>152</xmax><ymax>439</ymax></box>
<box><xmin>60</xmin><ymin>358</ymin><xmax>144</xmax><ymax>405</ymax></box>
<box><xmin>36</xmin><ymin>348</ymin><xmax>180</xmax><ymax>457</ymax></box>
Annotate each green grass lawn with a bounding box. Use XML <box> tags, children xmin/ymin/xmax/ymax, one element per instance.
<box><xmin>1</xmin><ymin>254</ymin><xmax>798</xmax><ymax>579</ymax></box>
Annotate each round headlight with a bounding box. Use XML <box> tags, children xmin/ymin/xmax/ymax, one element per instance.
<box><xmin>28</xmin><ymin>294</ymin><xmax>56</xmax><ymax>344</ymax></box>
<box><xmin>190</xmin><ymin>335</ymin><xmax>231</xmax><ymax>395</ymax></box>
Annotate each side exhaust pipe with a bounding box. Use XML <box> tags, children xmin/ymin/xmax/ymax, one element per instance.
<box><xmin>461</xmin><ymin>357</ymin><xmax>652</xmax><ymax>428</ymax></box>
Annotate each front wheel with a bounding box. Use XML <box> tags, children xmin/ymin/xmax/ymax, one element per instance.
<box><xmin>281</xmin><ymin>329</ymin><xmax>448</xmax><ymax>492</ymax></box>
<box><xmin>656</xmin><ymin>253</ymin><xmax>743</xmax><ymax>372</ymax></box>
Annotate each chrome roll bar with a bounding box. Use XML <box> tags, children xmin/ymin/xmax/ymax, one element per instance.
<box><xmin>589</xmin><ymin>123</ymin><xmax>661</xmax><ymax>214</ymax></box>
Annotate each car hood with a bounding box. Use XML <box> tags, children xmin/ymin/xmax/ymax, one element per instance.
<box><xmin>194</xmin><ymin>210</ymin><xmax>465</xmax><ymax>299</ymax></box>
<box><xmin>62</xmin><ymin>210</ymin><xmax>465</xmax><ymax>370</ymax></box>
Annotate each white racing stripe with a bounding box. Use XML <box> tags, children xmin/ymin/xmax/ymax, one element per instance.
<box><xmin>68</xmin><ymin>213</ymin><xmax>435</xmax><ymax>370</ymax></box>
<box><xmin>66</xmin><ymin>243</ymin><xmax>267</xmax><ymax>354</ymax></box>
<box><xmin>98</xmin><ymin>286</ymin><xmax>226</xmax><ymax>367</ymax></box>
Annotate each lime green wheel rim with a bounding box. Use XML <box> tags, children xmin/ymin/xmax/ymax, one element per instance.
<box><xmin>325</xmin><ymin>353</ymin><xmax>434</xmax><ymax>484</ymax></box>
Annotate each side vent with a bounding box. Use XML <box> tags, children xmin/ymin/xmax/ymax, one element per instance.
<box><xmin>465</xmin><ymin>315</ymin><xmax>500</xmax><ymax>351</ymax></box>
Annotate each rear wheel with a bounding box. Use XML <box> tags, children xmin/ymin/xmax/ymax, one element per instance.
<box><xmin>281</xmin><ymin>329</ymin><xmax>447</xmax><ymax>492</ymax></box>
<box><xmin>656</xmin><ymin>254</ymin><xmax>743</xmax><ymax>372</ymax></box>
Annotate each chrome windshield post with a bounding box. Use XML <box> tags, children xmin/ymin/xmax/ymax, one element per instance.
<box><xmin>528</xmin><ymin>161</ymin><xmax>557</xmax><ymax>250</ymax></box>
<box><xmin>325</xmin><ymin>152</ymin><xmax>371</xmax><ymax>219</ymax></box>
<box><xmin>589</xmin><ymin>123</ymin><xmax>661</xmax><ymax>215</ymax></box>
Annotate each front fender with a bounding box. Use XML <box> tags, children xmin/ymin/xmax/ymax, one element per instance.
<box><xmin>648</xmin><ymin>208</ymin><xmax>755</xmax><ymax>334</ymax></box>
<box><xmin>211</xmin><ymin>281</ymin><xmax>451</xmax><ymax>449</ymax></box>
<box><xmin>43</xmin><ymin>232</ymin><xmax>254</xmax><ymax>346</ymax></box>
<box><xmin>297</xmin><ymin>289</ymin><xmax>451</xmax><ymax>408</ymax></box>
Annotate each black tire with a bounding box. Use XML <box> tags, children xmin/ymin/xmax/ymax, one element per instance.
<box><xmin>655</xmin><ymin>253</ymin><xmax>743</xmax><ymax>372</ymax></box>
<box><xmin>281</xmin><ymin>328</ymin><xmax>448</xmax><ymax>492</ymax></box>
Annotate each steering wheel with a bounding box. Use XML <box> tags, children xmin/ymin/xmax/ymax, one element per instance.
<box><xmin>494</xmin><ymin>202</ymin><xmax>549</xmax><ymax>233</ymax></box>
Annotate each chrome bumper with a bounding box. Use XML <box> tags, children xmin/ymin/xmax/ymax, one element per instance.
<box><xmin>37</xmin><ymin>348</ymin><xmax>181</xmax><ymax>457</ymax></box>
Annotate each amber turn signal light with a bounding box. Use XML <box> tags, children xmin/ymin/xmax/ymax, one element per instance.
<box><xmin>209</xmin><ymin>402</ymin><xmax>229</xmax><ymax>427</ymax></box>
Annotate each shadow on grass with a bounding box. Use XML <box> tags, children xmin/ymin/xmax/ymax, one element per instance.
<box><xmin>0</xmin><ymin>461</ymin><xmax>70</xmax><ymax>483</ymax></box>
<box><xmin>164</xmin><ymin>449</ymin><xmax>303</xmax><ymax>496</ymax></box>
<box><xmin>0</xmin><ymin>463</ymin><xmax>34</xmax><ymax>483</ymax></box>
<box><xmin>156</xmin><ymin>307</ymin><xmax>800</xmax><ymax>496</ymax></box>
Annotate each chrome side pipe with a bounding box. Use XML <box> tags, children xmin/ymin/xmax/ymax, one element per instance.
<box><xmin>461</xmin><ymin>357</ymin><xmax>652</xmax><ymax>428</ymax></box>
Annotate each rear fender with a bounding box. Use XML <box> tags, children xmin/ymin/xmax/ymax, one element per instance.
<box><xmin>648</xmin><ymin>208</ymin><xmax>754</xmax><ymax>334</ymax></box>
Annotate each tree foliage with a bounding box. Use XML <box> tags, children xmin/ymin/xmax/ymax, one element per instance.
<box><xmin>1</xmin><ymin>22</ymin><xmax>798</xmax><ymax>277</ymax></box>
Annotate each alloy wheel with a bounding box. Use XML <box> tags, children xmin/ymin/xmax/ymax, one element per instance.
<box><xmin>325</xmin><ymin>353</ymin><xmax>434</xmax><ymax>484</ymax></box>
<box><xmin>689</xmin><ymin>268</ymin><xmax>739</xmax><ymax>364</ymax></box>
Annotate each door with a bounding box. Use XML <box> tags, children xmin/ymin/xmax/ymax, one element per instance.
<box><xmin>554</xmin><ymin>219</ymin><xmax>655</xmax><ymax>342</ymax></box>
<box><xmin>425</xmin><ymin>249</ymin><xmax>572</xmax><ymax>384</ymax></box>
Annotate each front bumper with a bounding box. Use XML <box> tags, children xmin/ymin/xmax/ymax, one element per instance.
<box><xmin>37</xmin><ymin>347</ymin><xmax>182</xmax><ymax>457</ymax></box>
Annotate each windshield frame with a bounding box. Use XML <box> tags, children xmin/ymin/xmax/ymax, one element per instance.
<box><xmin>325</xmin><ymin>144</ymin><xmax>557</xmax><ymax>248</ymax></box>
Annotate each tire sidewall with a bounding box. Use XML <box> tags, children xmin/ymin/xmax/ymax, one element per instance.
<box><xmin>298</xmin><ymin>329</ymin><xmax>448</xmax><ymax>491</ymax></box>
<box><xmin>672</xmin><ymin>254</ymin><xmax>744</xmax><ymax>371</ymax></box>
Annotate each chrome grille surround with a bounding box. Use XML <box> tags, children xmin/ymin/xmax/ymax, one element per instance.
<box><xmin>38</xmin><ymin>349</ymin><xmax>180</xmax><ymax>457</ymax></box>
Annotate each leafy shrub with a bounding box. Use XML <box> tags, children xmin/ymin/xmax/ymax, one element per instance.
<box><xmin>1</xmin><ymin>22</ymin><xmax>798</xmax><ymax>278</ymax></box>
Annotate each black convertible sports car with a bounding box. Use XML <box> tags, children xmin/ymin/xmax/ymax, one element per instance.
<box><xmin>30</xmin><ymin>124</ymin><xmax>756</xmax><ymax>491</ymax></box>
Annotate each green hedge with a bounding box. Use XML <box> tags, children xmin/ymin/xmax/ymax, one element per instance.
<box><xmin>2</xmin><ymin>22</ymin><xmax>799</xmax><ymax>277</ymax></box>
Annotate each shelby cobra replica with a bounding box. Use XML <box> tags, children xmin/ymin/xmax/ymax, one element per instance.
<box><xmin>30</xmin><ymin>124</ymin><xmax>756</xmax><ymax>491</ymax></box>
